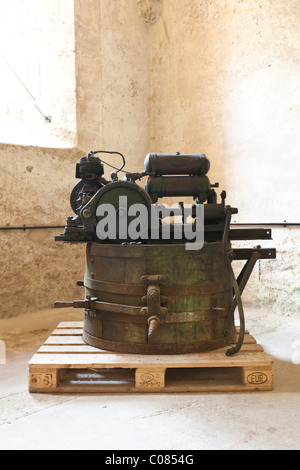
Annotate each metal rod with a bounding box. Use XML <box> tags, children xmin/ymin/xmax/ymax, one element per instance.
<box><xmin>230</xmin><ymin>250</ymin><xmax>262</xmax><ymax>318</ymax></box>
<box><xmin>0</xmin><ymin>225</ymin><xmax>65</xmax><ymax>231</ymax></box>
<box><xmin>222</xmin><ymin>208</ymin><xmax>245</xmax><ymax>356</ymax></box>
<box><xmin>0</xmin><ymin>222</ymin><xmax>299</xmax><ymax>232</ymax></box>
<box><xmin>231</xmin><ymin>223</ymin><xmax>300</xmax><ymax>227</ymax></box>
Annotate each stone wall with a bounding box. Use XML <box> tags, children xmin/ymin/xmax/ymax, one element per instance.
<box><xmin>231</xmin><ymin>227</ymin><xmax>300</xmax><ymax>317</ymax></box>
<box><xmin>0</xmin><ymin>144</ymin><xmax>85</xmax><ymax>318</ymax></box>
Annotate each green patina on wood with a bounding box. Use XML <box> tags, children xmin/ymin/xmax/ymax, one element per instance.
<box><xmin>83</xmin><ymin>242</ymin><xmax>236</xmax><ymax>354</ymax></box>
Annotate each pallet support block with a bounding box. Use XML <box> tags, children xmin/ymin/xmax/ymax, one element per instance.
<box><xmin>28</xmin><ymin>322</ymin><xmax>273</xmax><ymax>393</ymax></box>
<box><xmin>242</xmin><ymin>365</ymin><xmax>273</xmax><ymax>390</ymax></box>
<box><xmin>29</xmin><ymin>368</ymin><xmax>59</xmax><ymax>392</ymax></box>
<box><xmin>135</xmin><ymin>368</ymin><xmax>166</xmax><ymax>390</ymax></box>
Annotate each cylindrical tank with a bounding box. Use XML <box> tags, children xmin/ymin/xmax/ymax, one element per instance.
<box><xmin>144</xmin><ymin>153</ymin><xmax>210</xmax><ymax>175</ymax></box>
<box><xmin>145</xmin><ymin>174</ymin><xmax>211</xmax><ymax>203</ymax></box>
<box><xmin>82</xmin><ymin>242</ymin><xmax>236</xmax><ymax>354</ymax></box>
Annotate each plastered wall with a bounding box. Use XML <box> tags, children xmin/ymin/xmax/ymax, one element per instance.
<box><xmin>149</xmin><ymin>0</ymin><xmax>300</xmax><ymax>223</ymax></box>
<box><xmin>74</xmin><ymin>0</ymin><xmax>151</xmax><ymax>170</ymax></box>
<box><xmin>148</xmin><ymin>0</ymin><xmax>300</xmax><ymax>315</ymax></box>
<box><xmin>0</xmin><ymin>0</ymin><xmax>299</xmax><ymax>318</ymax></box>
<box><xmin>0</xmin><ymin>144</ymin><xmax>85</xmax><ymax>317</ymax></box>
<box><xmin>0</xmin><ymin>0</ymin><xmax>76</xmax><ymax>148</ymax></box>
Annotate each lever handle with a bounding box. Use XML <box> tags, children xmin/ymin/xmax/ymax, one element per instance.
<box><xmin>54</xmin><ymin>300</ymin><xmax>88</xmax><ymax>309</ymax></box>
<box><xmin>54</xmin><ymin>301</ymin><xmax>73</xmax><ymax>308</ymax></box>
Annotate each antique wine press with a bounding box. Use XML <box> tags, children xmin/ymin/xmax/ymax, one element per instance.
<box><xmin>55</xmin><ymin>151</ymin><xmax>276</xmax><ymax>355</ymax></box>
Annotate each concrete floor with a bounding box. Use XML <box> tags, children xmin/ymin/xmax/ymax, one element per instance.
<box><xmin>0</xmin><ymin>305</ymin><xmax>299</xmax><ymax>450</ymax></box>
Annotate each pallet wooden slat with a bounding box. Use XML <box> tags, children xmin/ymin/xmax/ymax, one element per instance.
<box><xmin>56</xmin><ymin>322</ymin><xmax>83</xmax><ymax>329</ymax></box>
<box><xmin>29</xmin><ymin>322</ymin><xmax>273</xmax><ymax>393</ymax></box>
<box><xmin>38</xmin><ymin>345</ymin><xmax>110</xmax><ymax>354</ymax></box>
<box><xmin>51</xmin><ymin>329</ymin><xmax>84</xmax><ymax>336</ymax></box>
<box><xmin>44</xmin><ymin>336</ymin><xmax>86</xmax><ymax>345</ymax></box>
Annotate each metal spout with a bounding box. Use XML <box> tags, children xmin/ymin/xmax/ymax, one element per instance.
<box><xmin>147</xmin><ymin>316</ymin><xmax>160</xmax><ymax>338</ymax></box>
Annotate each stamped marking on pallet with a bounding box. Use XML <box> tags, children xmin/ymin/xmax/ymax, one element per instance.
<box><xmin>29</xmin><ymin>372</ymin><xmax>57</xmax><ymax>390</ymax></box>
<box><xmin>242</xmin><ymin>365</ymin><xmax>272</xmax><ymax>389</ymax></box>
<box><xmin>247</xmin><ymin>372</ymin><xmax>268</xmax><ymax>385</ymax></box>
<box><xmin>135</xmin><ymin>368</ymin><xmax>165</xmax><ymax>389</ymax></box>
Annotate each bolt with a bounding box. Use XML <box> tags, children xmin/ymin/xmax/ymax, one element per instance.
<box><xmin>82</xmin><ymin>208</ymin><xmax>92</xmax><ymax>218</ymax></box>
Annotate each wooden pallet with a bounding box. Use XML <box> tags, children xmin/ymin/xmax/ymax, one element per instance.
<box><xmin>28</xmin><ymin>322</ymin><xmax>273</xmax><ymax>393</ymax></box>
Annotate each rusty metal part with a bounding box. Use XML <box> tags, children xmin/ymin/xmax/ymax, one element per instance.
<box><xmin>221</xmin><ymin>208</ymin><xmax>245</xmax><ymax>356</ymax></box>
<box><xmin>84</xmin><ymin>274</ymin><xmax>233</xmax><ymax>296</ymax></box>
<box><xmin>232</xmin><ymin>248</ymin><xmax>276</xmax><ymax>260</ymax></box>
<box><xmin>235</xmin><ymin>249</ymin><xmax>262</xmax><ymax>295</ymax></box>
<box><xmin>140</xmin><ymin>275</ymin><xmax>167</xmax><ymax>338</ymax></box>
<box><xmin>82</xmin><ymin>330</ymin><xmax>236</xmax><ymax>355</ymax></box>
<box><xmin>224</xmin><ymin>248</ymin><xmax>262</xmax><ymax>338</ymax></box>
<box><xmin>70</xmin><ymin>154</ymin><xmax>105</xmax><ymax>216</ymax></box>
<box><xmin>227</xmin><ymin>228</ymin><xmax>272</xmax><ymax>240</ymax></box>
<box><xmin>55</xmin><ymin>298</ymin><xmax>141</xmax><ymax>316</ymax></box>
<box><xmin>76</xmin><ymin>154</ymin><xmax>104</xmax><ymax>179</ymax></box>
<box><xmin>147</xmin><ymin>316</ymin><xmax>160</xmax><ymax>338</ymax></box>
<box><xmin>82</xmin><ymin>308</ymin><xmax>229</xmax><ymax>325</ymax></box>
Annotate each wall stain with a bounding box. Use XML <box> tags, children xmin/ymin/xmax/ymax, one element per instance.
<box><xmin>137</xmin><ymin>0</ymin><xmax>162</xmax><ymax>24</ymax></box>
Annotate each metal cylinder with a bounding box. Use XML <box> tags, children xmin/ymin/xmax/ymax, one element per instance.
<box><xmin>144</xmin><ymin>153</ymin><xmax>210</xmax><ymax>175</ymax></box>
<box><xmin>145</xmin><ymin>175</ymin><xmax>211</xmax><ymax>203</ymax></box>
<box><xmin>82</xmin><ymin>242</ymin><xmax>236</xmax><ymax>354</ymax></box>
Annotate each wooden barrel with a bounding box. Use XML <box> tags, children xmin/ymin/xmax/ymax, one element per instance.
<box><xmin>82</xmin><ymin>242</ymin><xmax>236</xmax><ymax>354</ymax></box>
